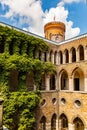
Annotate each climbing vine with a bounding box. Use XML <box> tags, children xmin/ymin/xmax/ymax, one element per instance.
<box><xmin>0</xmin><ymin>25</ymin><xmax>56</xmax><ymax>129</ymax></box>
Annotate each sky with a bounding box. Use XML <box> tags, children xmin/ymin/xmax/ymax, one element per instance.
<box><xmin>0</xmin><ymin>0</ymin><xmax>87</xmax><ymax>40</ymax></box>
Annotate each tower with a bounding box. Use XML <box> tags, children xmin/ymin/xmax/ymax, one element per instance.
<box><xmin>44</xmin><ymin>21</ymin><xmax>66</xmax><ymax>43</ymax></box>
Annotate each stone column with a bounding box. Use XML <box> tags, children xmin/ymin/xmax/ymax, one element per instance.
<box><xmin>46</xmin><ymin>122</ymin><xmax>51</xmax><ymax>130</ymax></box>
<box><xmin>45</xmin><ymin>75</ymin><xmax>50</xmax><ymax>91</ymax></box>
<box><xmin>84</xmin><ymin>73</ymin><xmax>87</xmax><ymax>92</ymax></box>
<box><xmin>69</xmin><ymin>123</ymin><xmax>75</xmax><ymax>130</ymax></box>
<box><xmin>59</xmin><ymin>119</ymin><xmax>62</xmax><ymax>130</ymax></box>
<box><xmin>35</xmin><ymin>50</ymin><xmax>39</xmax><ymax>59</ymax></box>
<box><xmin>0</xmin><ymin>98</ymin><xmax>4</xmax><ymax>130</ymax></box>
<box><xmin>84</xmin><ymin>47</ymin><xmax>87</xmax><ymax>60</ymax></box>
<box><xmin>56</xmin><ymin>118</ymin><xmax>58</xmax><ymax>130</ymax></box>
<box><xmin>47</xmin><ymin>52</ymin><xmax>50</xmax><ymax>62</ymax></box>
<box><xmin>69</xmin><ymin>76</ymin><xmax>73</xmax><ymax>91</ymax></box>
<box><xmin>41</xmin><ymin>52</ymin><xmax>45</xmax><ymax>62</ymax></box>
<box><xmin>52</xmin><ymin>53</ymin><xmax>54</xmax><ymax>64</ymax></box>
<box><xmin>63</xmin><ymin>52</ymin><xmax>65</xmax><ymax>64</ymax></box>
<box><xmin>76</xmin><ymin>49</ymin><xmax>79</xmax><ymax>62</ymax></box>
<box><xmin>58</xmin><ymin>52</ymin><xmax>61</xmax><ymax>65</ymax></box>
<box><xmin>55</xmin><ymin>75</ymin><xmax>58</xmax><ymax>90</ymax></box>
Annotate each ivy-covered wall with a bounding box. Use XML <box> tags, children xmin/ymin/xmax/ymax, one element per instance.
<box><xmin>0</xmin><ymin>25</ymin><xmax>56</xmax><ymax>130</ymax></box>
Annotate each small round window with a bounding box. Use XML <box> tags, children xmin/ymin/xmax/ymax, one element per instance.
<box><xmin>41</xmin><ymin>99</ymin><xmax>46</xmax><ymax>107</ymax></box>
<box><xmin>61</xmin><ymin>98</ymin><xmax>66</xmax><ymax>105</ymax></box>
<box><xmin>74</xmin><ymin>100</ymin><xmax>81</xmax><ymax>108</ymax></box>
<box><xmin>52</xmin><ymin>98</ymin><xmax>57</xmax><ymax>105</ymax></box>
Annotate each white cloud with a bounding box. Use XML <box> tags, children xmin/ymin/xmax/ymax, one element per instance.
<box><xmin>0</xmin><ymin>0</ymin><xmax>82</xmax><ymax>39</ymax></box>
<box><xmin>58</xmin><ymin>0</ymin><xmax>85</xmax><ymax>6</ymax></box>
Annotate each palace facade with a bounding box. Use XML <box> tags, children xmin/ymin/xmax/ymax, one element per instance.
<box><xmin>0</xmin><ymin>21</ymin><xmax>87</xmax><ymax>130</ymax></box>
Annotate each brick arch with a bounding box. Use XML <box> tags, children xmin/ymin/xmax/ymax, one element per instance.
<box><xmin>59</xmin><ymin>69</ymin><xmax>69</xmax><ymax>76</ymax></box>
<box><xmin>64</xmin><ymin>49</ymin><xmax>69</xmax><ymax>63</ymax></box>
<box><xmin>59</xmin><ymin>113</ymin><xmax>68</xmax><ymax>129</ymax></box>
<box><xmin>54</xmin><ymin>50</ymin><xmax>58</xmax><ymax>64</ymax></box>
<box><xmin>51</xmin><ymin>113</ymin><xmax>57</xmax><ymax>130</ymax></box>
<box><xmin>70</xmin><ymin>67</ymin><xmax>84</xmax><ymax>91</ymax></box>
<box><xmin>71</xmin><ymin>67</ymin><xmax>84</xmax><ymax>77</ymax></box>
<box><xmin>71</xmin><ymin>115</ymin><xmax>86</xmax><ymax>128</ymax></box>
<box><xmin>59</xmin><ymin>69</ymin><xmax>69</xmax><ymax>90</ymax></box>
<box><xmin>39</xmin><ymin>116</ymin><xmax>46</xmax><ymax>130</ymax></box>
<box><xmin>77</xmin><ymin>45</ymin><xmax>84</xmax><ymax>61</ymax></box>
<box><xmin>70</xmin><ymin>47</ymin><xmax>76</xmax><ymax>62</ymax></box>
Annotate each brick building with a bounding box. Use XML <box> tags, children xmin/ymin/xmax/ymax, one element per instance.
<box><xmin>0</xmin><ymin>20</ymin><xmax>87</xmax><ymax>130</ymax></box>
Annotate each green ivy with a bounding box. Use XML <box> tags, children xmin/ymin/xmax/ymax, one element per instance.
<box><xmin>0</xmin><ymin>25</ymin><xmax>56</xmax><ymax>129</ymax></box>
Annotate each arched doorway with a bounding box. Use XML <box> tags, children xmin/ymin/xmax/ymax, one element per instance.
<box><xmin>64</xmin><ymin>49</ymin><xmax>69</xmax><ymax>63</ymax></box>
<box><xmin>78</xmin><ymin>45</ymin><xmax>84</xmax><ymax>61</ymax></box>
<box><xmin>71</xmin><ymin>47</ymin><xmax>76</xmax><ymax>62</ymax></box>
<box><xmin>60</xmin><ymin>71</ymin><xmax>69</xmax><ymax>90</ymax></box>
<box><xmin>73</xmin><ymin>117</ymin><xmax>84</xmax><ymax>130</ymax></box>
<box><xmin>40</xmin><ymin>116</ymin><xmax>46</xmax><ymax>130</ymax></box>
<box><xmin>50</xmin><ymin>74</ymin><xmax>56</xmax><ymax>90</ymax></box>
<box><xmin>72</xmin><ymin>68</ymin><xmax>84</xmax><ymax>91</ymax></box>
<box><xmin>51</xmin><ymin>114</ymin><xmax>57</xmax><ymax>130</ymax></box>
<box><xmin>59</xmin><ymin>113</ymin><xmax>68</xmax><ymax>130</ymax></box>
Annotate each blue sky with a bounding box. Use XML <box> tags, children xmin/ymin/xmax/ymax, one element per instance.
<box><xmin>0</xmin><ymin>0</ymin><xmax>87</xmax><ymax>39</ymax></box>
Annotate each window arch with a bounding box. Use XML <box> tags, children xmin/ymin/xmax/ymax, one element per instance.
<box><xmin>72</xmin><ymin>68</ymin><xmax>84</xmax><ymax>91</ymax></box>
<box><xmin>40</xmin><ymin>116</ymin><xmax>46</xmax><ymax>130</ymax></box>
<box><xmin>39</xmin><ymin>74</ymin><xmax>46</xmax><ymax>90</ymax></box>
<box><xmin>0</xmin><ymin>43</ymin><xmax>4</xmax><ymax>53</ymax></box>
<box><xmin>78</xmin><ymin>45</ymin><xmax>84</xmax><ymax>61</ymax></box>
<box><xmin>51</xmin><ymin>114</ymin><xmax>57</xmax><ymax>130</ymax></box>
<box><xmin>39</xmin><ymin>50</ymin><xmax>42</xmax><ymax>60</ymax></box>
<box><xmin>9</xmin><ymin>42</ymin><xmax>14</xmax><ymax>55</ymax></box>
<box><xmin>9</xmin><ymin>70</ymin><xmax>18</xmax><ymax>91</ymax></box>
<box><xmin>50</xmin><ymin>50</ymin><xmax>53</xmax><ymax>62</ymax></box>
<box><xmin>60</xmin><ymin>70</ymin><xmax>69</xmax><ymax>90</ymax></box>
<box><xmin>73</xmin><ymin>117</ymin><xmax>84</xmax><ymax>130</ymax></box>
<box><xmin>59</xmin><ymin>113</ymin><xmax>68</xmax><ymax>129</ymax></box>
<box><xmin>50</xmin><ymin>75</ymin><xmax>56</xmax><ymax>90</ymax></box>
<box><xmin>71</xmin><ymin>47</ymin><xmax>76</xmax><ymax>62</ymax></box>
<box><xmin>44</xmin><ymin>52</ymin><xmax>47</xmax><ymax>62</ymax></box>
<box><xmin>59</xmin><ymin>51</ymin><xmax>63</xmax><ymax>64</ymax></box>
<box><xmin>26</xmin><ymin>71</ymin><xmax>34</xmax><ymax>91</ymax></box>
<box><xmin>64</xmin><ymin>49</ymin><xmax>69</xmax><ymax>63</ymax></box>
<box><xmin>54</xmin><ymin>51</ymin><xmax>57</xmax><ymax>64</ymax></box>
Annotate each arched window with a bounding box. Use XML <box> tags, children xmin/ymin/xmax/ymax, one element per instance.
<box><xmin>73</xmin><ymin>117</ymin><xmax>84</xmax><ymax>130</ymax></box>
<box><xmin>0</xmin><ymin>43</ymin><xmax>4</xmax><ymax>53</ymax></box>
<box><xmin>51</xmin><ymin>114</ymin><xmax>56</xmax><ymax>130</ymax></box>
<box><xmin>54</xmin><ymin>51</ymin><xmax>57</xmax><ymax>64</ymax></box>
<box><xmin>72</xmin><ymin>68</ymin><xmax>84</xmax><ymax>91</ymax></box>
<box><xmin>71</xmin><ymin>47</ymin><xmax>76</xmax><ymax>62</ymax></box>
<box><xmin>39</xmin><ymin>50</ymin><xmax>42</xmax><ymax>60</ymax></box>
<box><xmin>40</xmin><ymin>116</ymin><xmax>46</xmax><ymax>130</ymax></box>
<box><xmin>64</xmin><ymin>49</ymin><xmax>69</xmax><ymax>63</ymax></box>
<box><xmin>44</xmin><ymin>52</ymin><xmax>47</xmax><ymax>62</ymax></box>
<box><xmin>59</xmin><ymin>114</ymin><xmax>68</xmax><ymax>129</ymax></box>
<box><xmin>39</xmin><ymin>75</ymin><xmax>46</xmax><ymax>90</ymax></box>
<box><xmin>50</xmin><ymin>50</ymin><xmax>53</xmax><ymax>62</ymax></box>
<box><xmin>9</xmin><ymin>42</ymin><xmax>14</xmax><ymax>55</ymax></box>
<box><xmin>26</xmin><ymin>71</ymin><xmax>34</xmax><ymax>91</ymax></box>
<box><xmin>60</xmin><ymin>71</ymin><xmax>69</xmax><ymax>90</ymax></box>
<box><xmin>9</xmin><ymin>70</ymin><xmax>18</xmax><ymax>91</ymax></box>
<box><xmin>50</xmin><ymin>75</ymin><xmax>56</xmax><ymax>90</ymax></box>
<box><xmin>59</xmin><ymin>51</ymin><xmax>63</xmax><ymax>64</ymax></box>
<box><xmin>78</xmin><ymin>45</ymin><xmax>84</xmax><ymax>61</ymax></box>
